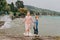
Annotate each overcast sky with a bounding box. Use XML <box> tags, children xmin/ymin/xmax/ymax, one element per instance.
<box><xmin>6</xmin><ymin>0</ymin><xmax>60</xmax><ymax>12</ymax></box>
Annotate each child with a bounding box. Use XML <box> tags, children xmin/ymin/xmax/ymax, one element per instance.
<box><xmin>24</xmin><ymin>11</ymin><xmax>33</xmax><ymax>36</ymax></box>
<box><xmin>33</xmin><ymin>15</ymin><xmax>39</xmax><ymax>35</ymax></box>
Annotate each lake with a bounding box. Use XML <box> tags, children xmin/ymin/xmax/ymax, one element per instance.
<box><xmin>0</xmin><ymin>15</ymin><xmax>60</xmax><ymax>36</ymax></box>
<box><xmin>38</xmin><ymin>16</ymin><xmax>60</xmax><ymax>36</ymax></box>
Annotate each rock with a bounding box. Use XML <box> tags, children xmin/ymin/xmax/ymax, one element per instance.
<box><xmin>0</xmin><ymin>21</ymin><xmax>5</xmax><ymax>27</ymax></box>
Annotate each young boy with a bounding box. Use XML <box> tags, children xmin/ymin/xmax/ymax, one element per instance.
<box><xmin>33</xmin><ymin>15</ymin><xmax>39</xmax><ymax>35</ymax></box>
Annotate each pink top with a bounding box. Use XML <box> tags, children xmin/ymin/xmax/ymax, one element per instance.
<box><xmin>25</xmin><ymin>16</ymin><xmax>33</xmax><ymax>24</ymax></box>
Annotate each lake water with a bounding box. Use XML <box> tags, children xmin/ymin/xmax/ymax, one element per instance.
<box><xmin>38</xmin><ymin>16</ymin><xmax>60</xmax><ymax>36</ymax></box>
<box><xmin>0</xmin><ymin>16</ymin><xmax>60</xmax><ymax>36</ymax></box>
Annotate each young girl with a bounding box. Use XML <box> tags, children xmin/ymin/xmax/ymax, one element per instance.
<box><xmin>24</xmin><ymin>11</ymin><xmax>33</xmax><ymax>36</ymax></box>
<box><xmin>33</xmin><ymin>15</ymin><xmax>39</xmax><ymax>35</ymax></box>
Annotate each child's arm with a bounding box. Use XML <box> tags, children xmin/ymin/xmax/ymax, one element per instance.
<box><xmin>30</xmin><ymin>16</ymin><xmax>34</xmax><ymax>23</ymax></box>
<box><xmin>23</xmin><ymin>16</ymin><xmax>26</xmax><ymax>23</ymax></box>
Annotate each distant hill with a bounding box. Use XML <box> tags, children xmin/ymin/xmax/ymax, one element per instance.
<box><xmin>24</xmin><ymin>5</ymin><xmax>60</xmax><ymax>16</ymax></box>
<box><xmin>24</xmin><ymin>5</ymin><xmax>43</xmax><ymax>12</ymax></box>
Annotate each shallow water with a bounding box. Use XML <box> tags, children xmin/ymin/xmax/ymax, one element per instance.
<box><xmin>38</xmin><ymin>16</ymin><xmax>60</xmax><ymax>36</ymax></box>
<box><xmin>0</xmin><ymin>16</ymin><xmax>60</xmax><ymax>36</ymax></box>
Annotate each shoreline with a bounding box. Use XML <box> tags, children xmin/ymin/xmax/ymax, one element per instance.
<box><xmin>0</xmin><ymin>34</ymin><xmax>60</xmax><ymax>40</ymax></box>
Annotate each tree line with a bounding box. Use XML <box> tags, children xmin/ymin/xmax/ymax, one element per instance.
<box><xmin>0</xmin><ymin>0</ymin><xmax>60</xmax><ymax>16</ymax></box>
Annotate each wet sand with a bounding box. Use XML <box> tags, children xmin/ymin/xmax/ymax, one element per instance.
<box><xmin>0</xmin><ymin>35</ymin><xmax>60</xmax><ymax>40</ymax></box>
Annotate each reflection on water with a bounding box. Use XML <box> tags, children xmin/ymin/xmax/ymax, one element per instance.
<box><xmin>0</xmin><ymin>16</ymin><xmax>60</xmax><ymax>36</ymax></box>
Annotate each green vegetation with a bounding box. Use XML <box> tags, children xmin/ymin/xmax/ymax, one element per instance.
<box><xmin>0</xmin><ymin>0</ymin><xmax>26</xmax><ymax>17</ymax></box>
<box><xmin>25</xmin><ymin>5</ymin><xmax>60</xmax><ymax>16</ymax></box>
<box><xmin>0</xmin><ymin>0</ymin><xmax>60</xmax><ymax>16</ymax></box>
<box><xmin>0</xmin><ymin>0</ymin><xmax>10</xmax><ymax>15</ymax></box>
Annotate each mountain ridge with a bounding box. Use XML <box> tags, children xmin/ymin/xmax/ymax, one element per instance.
<box><xmin>24</xmin><ymin>5</ymin><xmax>60</xmax><ymax>15</ymax></box>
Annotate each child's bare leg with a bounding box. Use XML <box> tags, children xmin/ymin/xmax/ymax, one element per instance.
<box><xmin>27</xmin><ymin>29</ymin><xmax>29</xmax><ymax>35</ymax></box>
<box><xmin>25</xmin><ymin>24</ymin><xmax>30</xmax><ymax>36</ymax></box>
